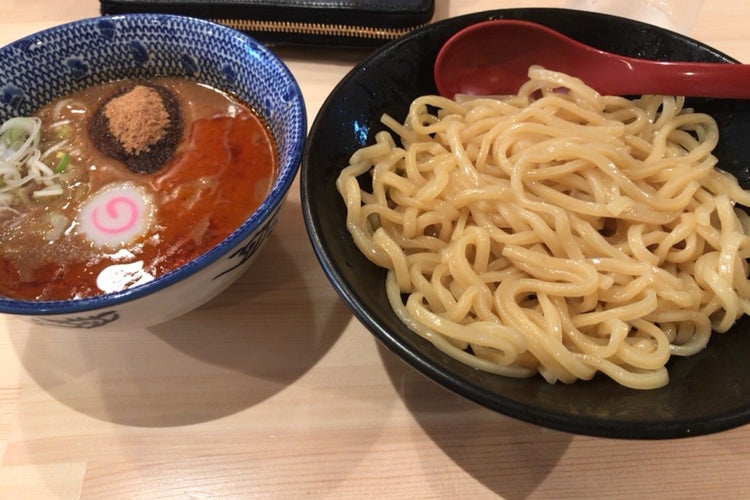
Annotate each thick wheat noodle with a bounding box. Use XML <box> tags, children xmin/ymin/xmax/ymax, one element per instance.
<box><xmin>337</xmin><ymin>66</ymin><xmax>750</xmax><ymax>389</ymax></box>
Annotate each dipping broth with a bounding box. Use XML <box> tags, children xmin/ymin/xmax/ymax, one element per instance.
<box><xmin>0</xmin><ymin>77</ymin><xmax>277</xmax><ymax>300</ymax></box>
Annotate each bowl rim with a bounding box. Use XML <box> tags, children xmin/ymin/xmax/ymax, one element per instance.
<box><xmin>301</xmin><ymin>7</ymin><xmax>750</xmax><ymax>439</ymax></box>
<box><xmin>0</xmin><ymin>13</ymin><xmax>307</xmax><ymax>315</ymax></box>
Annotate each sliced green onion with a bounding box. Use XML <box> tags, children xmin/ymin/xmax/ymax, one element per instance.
<box><xmin>3</xmin><ymin>126</ymin><xmax>27</xmax><ymax>146</ymax></box>
<box><xmin>0</xmin><ymin>116</ymin><xmax>64</xmax><ymax>202</ymax></box>
<box><xmin>55</xmin><ymin>152</ymin><xmax>71</xmax><ymax>173</ymax></box>
<box><xmin>55</xmin><ymin>125</ymin><xmax>71</xmax><ymax>139</ymax></box>
<box><xmin>33</xmin><ymin>184</ymin><xmax>64</xmax><ymax>198</ymax></box>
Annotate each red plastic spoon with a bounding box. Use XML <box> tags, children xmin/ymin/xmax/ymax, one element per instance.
<box><xmin>434</xmin><ymin>20</ymin><xmax>750</xmax><ymax>99</ymax></box>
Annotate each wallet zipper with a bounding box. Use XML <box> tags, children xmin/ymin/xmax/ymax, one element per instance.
<box><xmin>212</xmin><ymin>17</ymin><xmax>427</xmax><ymax>41</ymax></box>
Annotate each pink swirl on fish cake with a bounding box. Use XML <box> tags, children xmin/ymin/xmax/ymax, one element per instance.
<box><xmin>78</xmin><ymin>181</ymin><xmax>154</xmax><ymax>248</ymax></box>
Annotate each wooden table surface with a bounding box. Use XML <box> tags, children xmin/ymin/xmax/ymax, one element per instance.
<box><xmin>2</xmin><ymin>1</ymin><xmax>750</xmax><ymax>498</ymax></box>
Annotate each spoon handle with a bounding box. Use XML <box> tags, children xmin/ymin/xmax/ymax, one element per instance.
<box><xmin>607</xmin><ymin>59</ymin><xmax>750</xmax><ymax>99</ymax></box>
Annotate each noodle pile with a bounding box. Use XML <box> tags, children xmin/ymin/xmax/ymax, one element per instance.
<box><xmin>336</xmin><ymin>66</ymin><xmax>750</xmax><ymax>389</ymax></box>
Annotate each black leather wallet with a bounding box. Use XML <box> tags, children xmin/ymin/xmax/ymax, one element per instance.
<box><xmin>99</xmin><ymin>0</ymin><xmax>435</xmax><ymax>47</ymax></box>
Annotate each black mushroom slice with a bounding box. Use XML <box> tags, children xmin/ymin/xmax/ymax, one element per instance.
<box><xmin>89</xmin><ymin>83</ymin><xmax>183</xmax><ymax>173</ymax></box>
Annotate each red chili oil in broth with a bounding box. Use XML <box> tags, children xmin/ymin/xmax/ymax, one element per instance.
<box><xmin>0</xmin><ymin>78</ymin><xmax>277</xmax><ymax>300</ymax></box>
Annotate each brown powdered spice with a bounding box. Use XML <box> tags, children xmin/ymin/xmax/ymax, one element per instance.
<box><xmin>103</xmin><ymin>85</ymin><xmax>169</xmax><ymax>154</ymax></box>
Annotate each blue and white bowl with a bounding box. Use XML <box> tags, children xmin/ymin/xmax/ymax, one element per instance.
<box><xmin>0</xmin><ymin>14</ymin><xmax>306</xmax><ymax>330</ymax></box>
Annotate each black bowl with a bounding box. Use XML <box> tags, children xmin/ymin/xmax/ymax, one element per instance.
<box><xmin>301</xmin><ymin>8</ymin><xmax>750</xmax><ymax>439</ymax></box>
